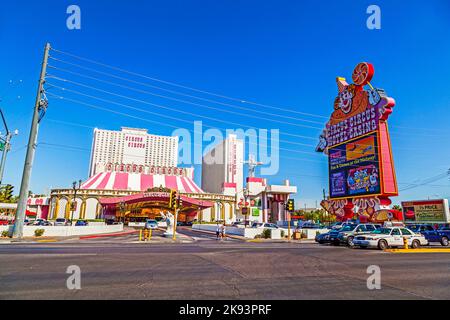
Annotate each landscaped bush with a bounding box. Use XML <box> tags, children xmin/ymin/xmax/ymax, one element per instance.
<box><xmin>34</xmin><ymin>229</ymin><xmax>45</xmax><ymax>237</ymax></box>
<box><xmin>280</xmin><ymin>230</ymin><xmax>286</xmax><ymax>238</ymax></box>
<box><xmin>261</xmin><ymin>228</ymin><xmax>271</xmax><ymax>239</ymax></box>
<box><xmin>1</xmin><ymin>230</ymin><xmax>9</xmax><ymax>238</ymax></box>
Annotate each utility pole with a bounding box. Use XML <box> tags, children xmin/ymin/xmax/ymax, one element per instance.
<box><xmin>12</xmin><ymin>43</ymin><xmax>50</xmax><ymax>239</ymax></box>
<box><xmin>0</xmin><ymin>109</ymin><xmax>18</xmax><ymax>185</ymax></box>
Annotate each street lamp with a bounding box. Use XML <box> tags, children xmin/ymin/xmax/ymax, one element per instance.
<box><xmin>70</xmin><ymin>180</ymin><xmax>82</xmax><ymax>224</ymax></box>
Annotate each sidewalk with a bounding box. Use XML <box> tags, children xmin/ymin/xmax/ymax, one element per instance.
<box><xmin>188</xmin><ymin>227</ymin><xmax>316</xmax><ymax>243</ymax></box>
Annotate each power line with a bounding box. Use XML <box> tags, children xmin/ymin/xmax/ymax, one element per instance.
<box><xmin>46</xmin><ymin>73</ymin><xmax>325</xmax><ymax>130</ymax></box>
<box><xmin>47</xmin><ymin>62</ymin><xmax>326</xmax><ymax>126</ymax></box>
<box><xmin>399</xmin><ymin>170</ymin><xmax>450</xmax><ymax>192</ymax></box>
<box><xmin>50</xmin><ymin>47</ymin><xmax>329</xmax><ymax>120</ymax></box>
<box><xmin>49</xmin><ymin>47</ymin><xmax>450</xmax><ymax>136</ymax></box>
<box><xmin>45</xmin><ymin>79</ymin><xmax>423</xmax><ymax>154</ymax></box>
<box><xmin>45</xmin><ymin>87</ymin><xmax>322</xmax><ymax>150</ymax></box>
<box><xmin>46</xmin><ymin>92</ymin><xmax>322</xmax><ymax>157</ymax></box>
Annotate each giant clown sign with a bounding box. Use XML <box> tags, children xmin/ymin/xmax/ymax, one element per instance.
<box><xmin>318</xmin><ymin>62</ymin><xmax>399</xmax><ymax>222</ymax></box>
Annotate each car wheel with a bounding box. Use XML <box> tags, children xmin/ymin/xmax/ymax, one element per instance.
<box><xmin>378</xmin><ymin>239</ymin><xmax>388</xmax><ymax>250</ymax></box>
<box><xmin>441</xmin><ymin>237</ymin><xmax>449</xmax><ymax>247</ymax></box>
<box><xmin>347</xmin><ymin>236</ymin><xmax>355</xmax><ymax>247</ymax></box>
<box><xmin>411</xmin><ymin>240</ymin><xmax>420</xmax><ymax>249</ymax></box>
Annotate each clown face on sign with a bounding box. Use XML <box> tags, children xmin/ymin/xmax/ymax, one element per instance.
<box><xmin>336</xmin><ymin>84</ymin><xmax>355</xmax><ymax>114</ymax></box>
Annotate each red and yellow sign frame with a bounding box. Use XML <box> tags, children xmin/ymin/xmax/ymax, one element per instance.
<box><xmin>319</xmin><ymin>62</ymin><xmax>398</xmax><ymax>221</ymax></box>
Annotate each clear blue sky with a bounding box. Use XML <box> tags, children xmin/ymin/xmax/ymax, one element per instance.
<box><xmin>1</xmin><ymin>0</ymin><xmax>450</xmax><ymax>207</ymax></box>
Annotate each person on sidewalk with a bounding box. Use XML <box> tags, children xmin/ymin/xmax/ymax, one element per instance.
<box><xmin>221</xmin><ymin>223</ymin><xmax>226</xmax><ymax>240</ymax></box>
<box><xmin>216</xmin><ymin>223</ymin><xmax>221</xmax><ymax>240</ymax></box>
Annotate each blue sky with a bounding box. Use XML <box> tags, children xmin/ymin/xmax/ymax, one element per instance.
<box><xmin>1</xmin><ymin>0</ymin><xmax>450</xmax><ymax>207</ymax></box>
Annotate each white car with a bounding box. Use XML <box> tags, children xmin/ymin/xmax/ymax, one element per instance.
<box><xmin>251</xmin><ymin>223</ymin><xmax>279</xmax><ymax>229</ymax></box>
<box><xmin>54</xmin><ymin>218</ymin><xmax>71</xmax><ymax>226</ymax></box>
<box><xmin>353</xmin><ymin>227</ymin><xmax>428</xmax><ymax>250</ymax></box>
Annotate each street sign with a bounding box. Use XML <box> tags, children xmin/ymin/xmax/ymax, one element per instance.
<box><xmin>0</xmin><ymin>141</ymin><xmax>4</xmax><ymax>151</ymax></box>
<box><xmin>241</xmin><ymin>207</ymin><xmax>249</xmax><ymax>215</ymax></box>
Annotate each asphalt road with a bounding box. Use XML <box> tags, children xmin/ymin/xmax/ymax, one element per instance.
<box><xmin>1</xmin><ymin>230</ymin><xmax>450</xmax><ymax>300</ymax></box>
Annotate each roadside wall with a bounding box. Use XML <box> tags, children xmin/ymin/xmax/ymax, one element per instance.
<box><xmin>0</xmin><ymin>224</ymin><xmax>124</xmax><ymax>237</ymax></box>
<box><xmin>192</xmin><ymin>224</ymin><xmax>329</xmax><ymax>239</ymax></box>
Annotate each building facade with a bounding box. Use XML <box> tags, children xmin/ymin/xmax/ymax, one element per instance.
<box><xmin>89</xmin><ymin>127</ymin><xmax>178</xmax><ymax>177</ymax></box>
<box><xmin>201</xmin><ymin>134</ymin><xmax>244</xmax><ymax>196</ymax></box>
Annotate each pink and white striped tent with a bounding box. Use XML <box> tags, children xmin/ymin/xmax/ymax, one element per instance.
<box><xmin>81</xmin><ymin>172</ymin><xmax>205</xmax><ymax>194</ymax></box>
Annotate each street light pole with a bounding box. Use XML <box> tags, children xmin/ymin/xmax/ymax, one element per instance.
<box><xmin>172</xmin><ymin>194</ymin><xmax>179</xmax><ymax>241</ymax></box>
<box><xmin>13</xmin><ymin>43</ymin><xmax>50</xmax><ymax>239</ymax></box>
<box><xmin>70</xmin><ymin>180</ymin><xmax>82</xmax><ymax>223</ymax></box>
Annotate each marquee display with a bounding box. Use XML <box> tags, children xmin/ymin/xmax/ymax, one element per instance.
<box><xmin>319</xmin><ymin>62</ymin><xmax>398</xmax><ymax>222</ymax></box>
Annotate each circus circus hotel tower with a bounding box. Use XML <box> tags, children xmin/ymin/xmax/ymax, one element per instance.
<box><xmin>47</xmin><ymin>127</ymin><xmax>237</xmax><ymax>224</ymax></box>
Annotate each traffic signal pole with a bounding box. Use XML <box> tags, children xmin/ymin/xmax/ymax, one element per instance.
<box><xmin>12</xmin><ymin>43</ymin><xmax>50</xmax><ymax>239</ymax></box>
<box><xmin>0</xmin><ymin>109</ymin><xmax>16</xmax><ymax>185</ymax></box>
<box><xmin>0</xmin><ymin>134</ymin><xmax>10</xmax><ymax>184</ymax></box>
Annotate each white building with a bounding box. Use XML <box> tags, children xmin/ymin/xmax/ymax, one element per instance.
<box><xmin>89</xmin><ymin>127</ymin><xmax>178</xmax><ymax>177</ymax></box>
<box><xmin>201</xmin><ymin>134</ymin><xmax>244</xmax><ymax>196</ymax></box>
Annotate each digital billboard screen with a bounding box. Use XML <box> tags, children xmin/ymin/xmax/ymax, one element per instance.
<box><xmin>328</xmin><ymin>132</ymin><xmax>381</xmax><ymax>199</ymax></box>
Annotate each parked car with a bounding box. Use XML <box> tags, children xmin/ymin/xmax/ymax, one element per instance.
<box><xmin>315</xmin><ymin>232</ymin><xmax>331</xmax><ymax>244</ymax></box>
<box><xmin>75</xmin><ymin>220</ymin><xmax>89</xmax><ymax>226</ymax></box>
<box><xmin>337</xmin><ymin>223</ymin><xmax>381</xmax><ymax>247</ymax></box>
<box><xmin>353</xmin><ymin>227</ymin><xmax>428</xmax><ymax>250</ymax></box>
<box><xmin>409</xmin><ymin>224</ymin><xmax>450</xmax><ymax>246</ymax></box>
<box><xmin>328</xmin><ymin>222</ymin><xmax>345</xmax><ymax>230</ymax></box>
<box><xmin>34</xmin><ymin>219</ymin><xmax>52</xmax><ymax>226</ymax></box>
<box><xmin>232</xmin><ymin>221</ymin><xmax>246</xmax><ymax>228</ymax></box>
<box><xmin>145</xmin><ymin>219</ymin><xmax>159</xmax><ymax>230</ymax></box>
<box><xmin>251</xmin><ymin>222</ymin><xmax>279</xmax><ymax>229</ymax></box>
<box><xmin>105</xmin><ymin>219</ymin><xmax>116</xmax><ymax>225</ymax></box>
<box><xmin>300</xmin><ymin>222</ymin><xmax>324</xmax><ymax>229</ymax></box>
<box><xmin>54</xmin><ymin>218</ymin><xmax>71</xmax><ymax>226</ymax></box>
<box><xmin>328</xmin><ymin>223</ymin><xmax>357</xmax><ymax>245</ymax></box>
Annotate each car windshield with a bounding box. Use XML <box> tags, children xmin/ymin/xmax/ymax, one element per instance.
<box><xmin>371</xmin><ymin>228</ymin><xmax>391</xmax><ymax>235</ymax></box>
<box><xmin>340</xmin><ymin>225</ymin><xmax>355</xmax><ymax>232</ymax></box>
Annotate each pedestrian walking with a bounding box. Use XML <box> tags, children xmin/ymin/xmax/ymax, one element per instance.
<box><xmin>216</xmin><ymin>223</ymin><xmax>220</xmax><ymax>240</ymax></box>
<box><xmin>221</xmin><ymin>223</ymin><xmax>226</xmax><ymax>240</ymax></box>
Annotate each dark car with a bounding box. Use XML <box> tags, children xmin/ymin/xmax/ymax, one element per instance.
<box><xmin>410</xmin><ymin>224</ymin><xmax>450</xmax><ymax>246</ymax></box>
<box><xmin>329</xmin><ymin>223</ymin><xmax>357</xmax><ymax>245</ymax></box>
<box><xmin>75</xmin><ymin>220</ymin><xmax>89</xmax><ymax>226</ymax></box>
<box><xmin>315</xmin><ymin>232</ymin><xmax>331</xmax><ymax>244</ymax></box>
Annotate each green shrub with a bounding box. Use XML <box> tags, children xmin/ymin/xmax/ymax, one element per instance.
<box><xmin>1</xmin><ymin>230</ymin><xmax>9</xmax><ymax>238</ymax></box>
<box><xmin>281</xmin><ymin>230</ymin><xmax>286</xmax><ymax>238</ymax></box>
<box><xmin>261</xmin><ymin>228</ymin><xmax>271</xmax><ymax>239</ymax></box>
<box><xmin>34</xmin><ymin>229</ymin><xmax>45</xmax><ymax>237</ymax></box>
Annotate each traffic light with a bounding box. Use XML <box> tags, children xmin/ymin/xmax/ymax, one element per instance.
<box><xmin>169</xmin><ymin>190</ymin><xmax>178</xmax><ymax>209</ymax></box>
<box><xmin>178</xmin><ymin>196</ymin><xmax>183</xmax><ymax>208</ymax></box>
<box><xmin>2</xmin><ymin>184</ymin><xmax>13</xmax><ymax>202</ymax></box>
<box><xmin>286</xmin><ymin>199</ymin><xmax>295</xmax><ymax>212</ymax></box>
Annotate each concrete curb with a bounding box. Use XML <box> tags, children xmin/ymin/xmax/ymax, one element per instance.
<box><xmin>385</xmin><ymin>248</ymin><xmax>450</xmax><ymax>253</ymax></box>
<box><xmin>79</xmin><ymin>230</ymin><xmax>139</xmax><ymax>240</ymax></box>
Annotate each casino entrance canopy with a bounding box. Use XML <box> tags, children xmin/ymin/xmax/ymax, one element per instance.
<box><xmin>99</xmin><ymin>187</ymin><xmax>214</xmax><ymax>222</ymax></box>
